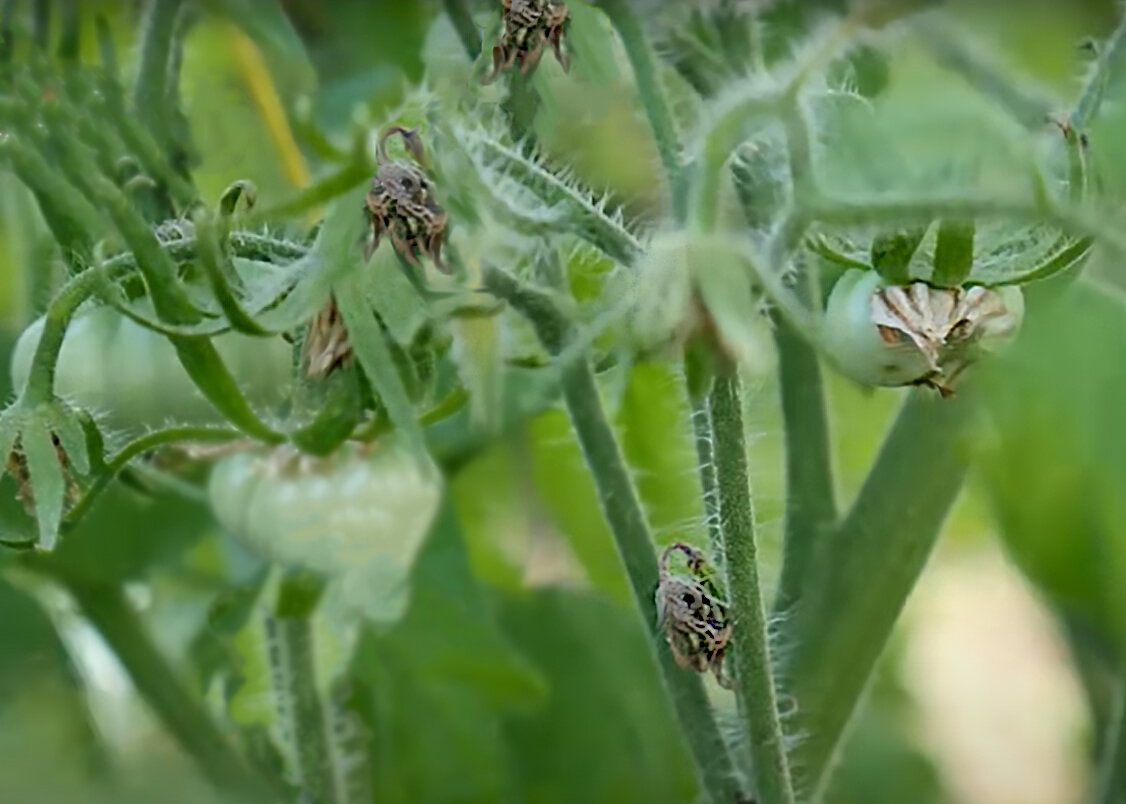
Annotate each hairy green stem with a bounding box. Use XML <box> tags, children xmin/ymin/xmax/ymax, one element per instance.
<box><xmin>595</xmin><ymin>0</ymin><xmax>687</xmax><ymax>221</ymax></box>
<box><xmin>63</xmin><ymin>425</ymin><xmax>243</xmax><ymax>529</ymax></box>
<box><xmin>21</xmin><ymin>266</ymin><xmax>117</xmax><ymax>404</ymax></box>
<box><xmin>709</xmin><ymin>366</ymin><xmax>795</xmax><ymax>804</ymax></box>
<box><xmin>49</xmin><ymin>571</ymin><xmax>270</xmax><ymax>801</ymax></box>
<box><xmin>779</xmin><ymin>390</ymin><xmax>975</xmax><ymax>796</ymax></box>
<box><xmin>1096</xmin><ymin>672</ymin><xmax>1126</xmax><ymax>804</ymax></box>
<box><xmin>443</xmin><ymin>0</ymin><xmax>482</xmax><ymax>60</ymax></box>
<box><xmin>1071</xmin><ymin>6</ymin><xmax>1126</xmax><ymax>132</ymax></box>
<box><xmin>484</xmin><ymin>266</ymin><xmax>744</xmax><ymax>804</ymax></box>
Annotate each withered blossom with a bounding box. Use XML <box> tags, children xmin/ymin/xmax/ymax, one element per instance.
<box><xmin>655</xmin><ymin>542</ymin><xmax>734</xmax><ymax>689</ymax></box>
<box><xmin>483</xmin><ymin>0</ymin><xmax>570</xmax><ymax>84</ymax></box>
<box><xmin>302</xmin><ymin>296</ymin><xmax>353</xmax><ymax>378</ymax></box>
<box><xmin>870</xmin><ymin>281</ymin><xmax>1022</xmax><ymax>395</ymax></box>
<box><xmin>364</xmin><ymin>126</ymin><xmax>450</xmax><ymax>272</ymax></box>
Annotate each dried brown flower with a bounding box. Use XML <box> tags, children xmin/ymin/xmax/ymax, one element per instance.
<box><xmin>483</xmin><ymin>0</ymin><xmax>570</xmax><ymax>84</ymax></box>
<box><xmin>655</xmin><ymin>542</ymin><xmax>734</xmax><ymax>689</ymax></box>
<box><xmin>364</xmin><ymin>126</ymin><xmax>450</xmax><ymax>272</ymax></box>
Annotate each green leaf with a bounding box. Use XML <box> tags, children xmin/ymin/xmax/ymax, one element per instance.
<box><xmin>980</xmin><ymin>280</ymin><xmax>1126</xmax><ymax>656</ymax></box>
<box><xmin>496</xmin><ymin>588</ymin><xmax>700</xmax><ymax>803</ymax></box>
<box><xmin>347</xmin><ymin>502</ymin><xmax>546</xmax><ymax>804</ymax></box>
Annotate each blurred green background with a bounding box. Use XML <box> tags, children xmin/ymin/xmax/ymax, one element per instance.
<box><xmin>1</xmin><ymin>1</ymin><xmax>1125</xmax><ymax>802</ymax></box>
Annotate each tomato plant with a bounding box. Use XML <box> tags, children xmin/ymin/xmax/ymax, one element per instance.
<box><xmin>0</xmin><ymin>2</ymin><xmax>1124</xmax><ymax>803</ymax></box>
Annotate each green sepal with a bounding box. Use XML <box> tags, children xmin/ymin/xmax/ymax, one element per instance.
<box><xmin>196</xmin><ymin>214</ymin><xmax>272</xmax><ymax>335</ymax></box>
<box><xmin>871</xmin><ymin>225</ymin><xmax>928</xmax><ymax>285</ymax></box>
<box><xmin>170</xmin><ymin>336</ymin><xmax>284</xmax><ymax>443</ymax></box>
<box><xmin>289</xmin><ymin>368</ymin><xmax>365</xmax><ymax>457</ymax></box>
<box><xmin>219</xmin><ymin>180</ymin><xmax>259</xmax><ymax>218</ymax></box>
<box><xmin>932</xmin><ymin>218</ymin><xmax>975</xmax><ymax>287</ymax></box>
<box><xmin>334</xmin><ymin>274</ymin><xmax>427</xmax><ymax>459</ymax></box>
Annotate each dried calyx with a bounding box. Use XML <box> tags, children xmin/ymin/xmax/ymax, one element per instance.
<box><xmin>483</xmin><ymin>0</ymin><xmax>570</xmax><ymax>84</ymax></box>
<box><xmin>364</xmin><ymin>126</ymin><xmax>450</xmax><ymax>272</ymax></box>
<box><xmin>823</xmin><ymin>269</ymin><xmax>1024</xmax><ymax>395</ymax></box>
<box><xmin>655</xmin><ymin>542</ymin><xmax>734</xmax><ymax>689</ymax></box>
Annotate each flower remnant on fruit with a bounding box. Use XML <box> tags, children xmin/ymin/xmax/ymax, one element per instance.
<box><xmin>655</xmin><ymin>542</ymin><xmax>734</xmax><ymax>689</ymax></box>
<box><xmin>364</xmin><ymin>126</ymin><xmax>450</xmax><ymax>272</ymax></box>
<box><xmin>871</xmin><ymin>281</ymin><xmax>1022</xmax><ymax>395</ymax></box>
<box><xmin>303</xmin><ymin>296</ymin><xmax>352</xmax><ymax>378</ymax></box>
<box><xmin>483</xmin><ymin>0</ymin><xmax>570</xmax><ymax>84</ymax></box>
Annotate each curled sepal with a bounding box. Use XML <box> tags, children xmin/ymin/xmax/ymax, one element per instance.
<box><xmin>333</xmin><ymin>274</ymin><xmax>427</xmax><ymax>461</ymax></box>
<box><xmin>288</xmin><ymin>368</ymin><xmax>365</xmax><ymax>457</ymax></box>
<box><xmin>194</xmin><ymin>215</ymin><xmax>271</xmax><ymax>336</ymax></box>
<box><xmin>0</xmin><ymin>400</ymin><xmax>91</xmax><ymax>549</ymax></box>
<box><xmin>219</xmin><ymin>180</ymin><xmax>258</xmax><ymax>217</ymax></box>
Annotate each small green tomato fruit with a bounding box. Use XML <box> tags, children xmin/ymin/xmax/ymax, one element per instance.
<box><xmin>209</xmin><ymin>442</ymin><xmax>441</xmax><ymax>625</ymax></box>
<box><xmin>823</xmin><ymin>269</ymin><xmax>1024</xmax><ymax>391</ymax></box>
<box><xmin>11</xmin><ymin>307</ymin><xmax>291</xmax><ymax>433</ymax></box>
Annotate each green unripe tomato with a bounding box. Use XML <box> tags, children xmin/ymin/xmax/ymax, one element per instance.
<box><xmin>823</xmin><ymin>269</ymin><xmax>931</xmax><ymax>387</ymax></box>
<box><xmin>11</xmin><ymin>306</ymin><xmax>291</xmax><ymax>433</ymax></box>
<box><xmin>209</xmin><ymin>443</ymin><xmax>441</xmax><ymax>624</ymax></box>
<box><xmin>823</xmin><ymin>269</ymin><xmax>1024</xmax><ymax>388</ymax></box>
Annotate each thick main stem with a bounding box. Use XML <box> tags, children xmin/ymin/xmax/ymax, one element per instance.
<box><xmin>55</xmin><ymin>572</ymin><xmax>269</xmax><ymax>801</ymax></box>
<box><xmin>709</xmin><ymin>366</ymin><xmax>795</xmax><ymax>804</ymax></box>
<box><xmin>779</xmin><ymin>390</ymin><xmax>974</xmax><ymax>796</ymax></box>
<box><xmin>769</xmin><ymin>310</ymin><xmax>836</xmax><ymax>614</ymax></box>
<box><xmin>484</xmin><ymin>267</ymin><xmax>743</xmax><ymax>804</ymax></box>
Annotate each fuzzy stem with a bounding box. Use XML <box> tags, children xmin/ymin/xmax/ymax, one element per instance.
<box><xmin>20</xmin><ymin>266</ymin><xmax>116</xmax><ymax>404</ymax></box>
<box><xmin>709</xmin><ymin>365</ymin><xmax>795</xmax><ymax>804</ymax></box>
<box><xmin>443</xmin><ymin>0</ymin><xmax>482</xmax><ymax>60</ymax></box>
<box><xmin>1096</xmin><ymin>672</ymin><xmax>1126</xmax><ymax>804</ymax></box>
<box><xmin>484</xmin><ymin>266</ymin><xmax>744</xmax><ymax>804</ymax></box>
<box><xmin>1071</xmin><ymin>7</ymin><xmax>1126</xmax><ymax>132</ymax></box>
<box><xmin>595</xmin><ymin>0</ymin><xmax>687</xmax><ymax>221</ymax></box>
<box><xmin>63</xmin><ymin>425</ymin><xmax>242</xmax><ymax>529</ymax></box>
<box><xmin>46</xmin><ymin>571</ymin><xmax>271</xmax><ymax>801</ymax></box>
<box><xmin>779</xmin><ymin>389</ymin><xmax>975</xmax><ymax>796</ymax></box>
<box><xmin>133</xmin><ymin>0</ymin><xmax>183</xmax><ymax>152</ymax></box>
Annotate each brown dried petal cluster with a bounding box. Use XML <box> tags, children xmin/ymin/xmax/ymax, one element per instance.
<box><xmin>303</xmin><ymin>296</ymin><xmax>352</xmax><ymax>378</ymax></box>
<box><xmin>483</xmin><ymin>0</ymin><xmax>570</xmax><ymax>84</ymax></box>
<box><xmin>655</xmin><ymin>542</ymin><xmax>733</xmax><ymax>689</ymax></box>
<box><xmin>871</xmin><ymin>282</ymin><xmax>1021</xmax><ymax>395</ymax></box>
<box><xmin>307</xmin><ymin>128</ymin><xmax>449</xmax><ymax>378</ymax></box>
<box><xmin>364</xmin><ymin>126</ymin><xmax>450</xmax><ymax>273</ymax></box>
